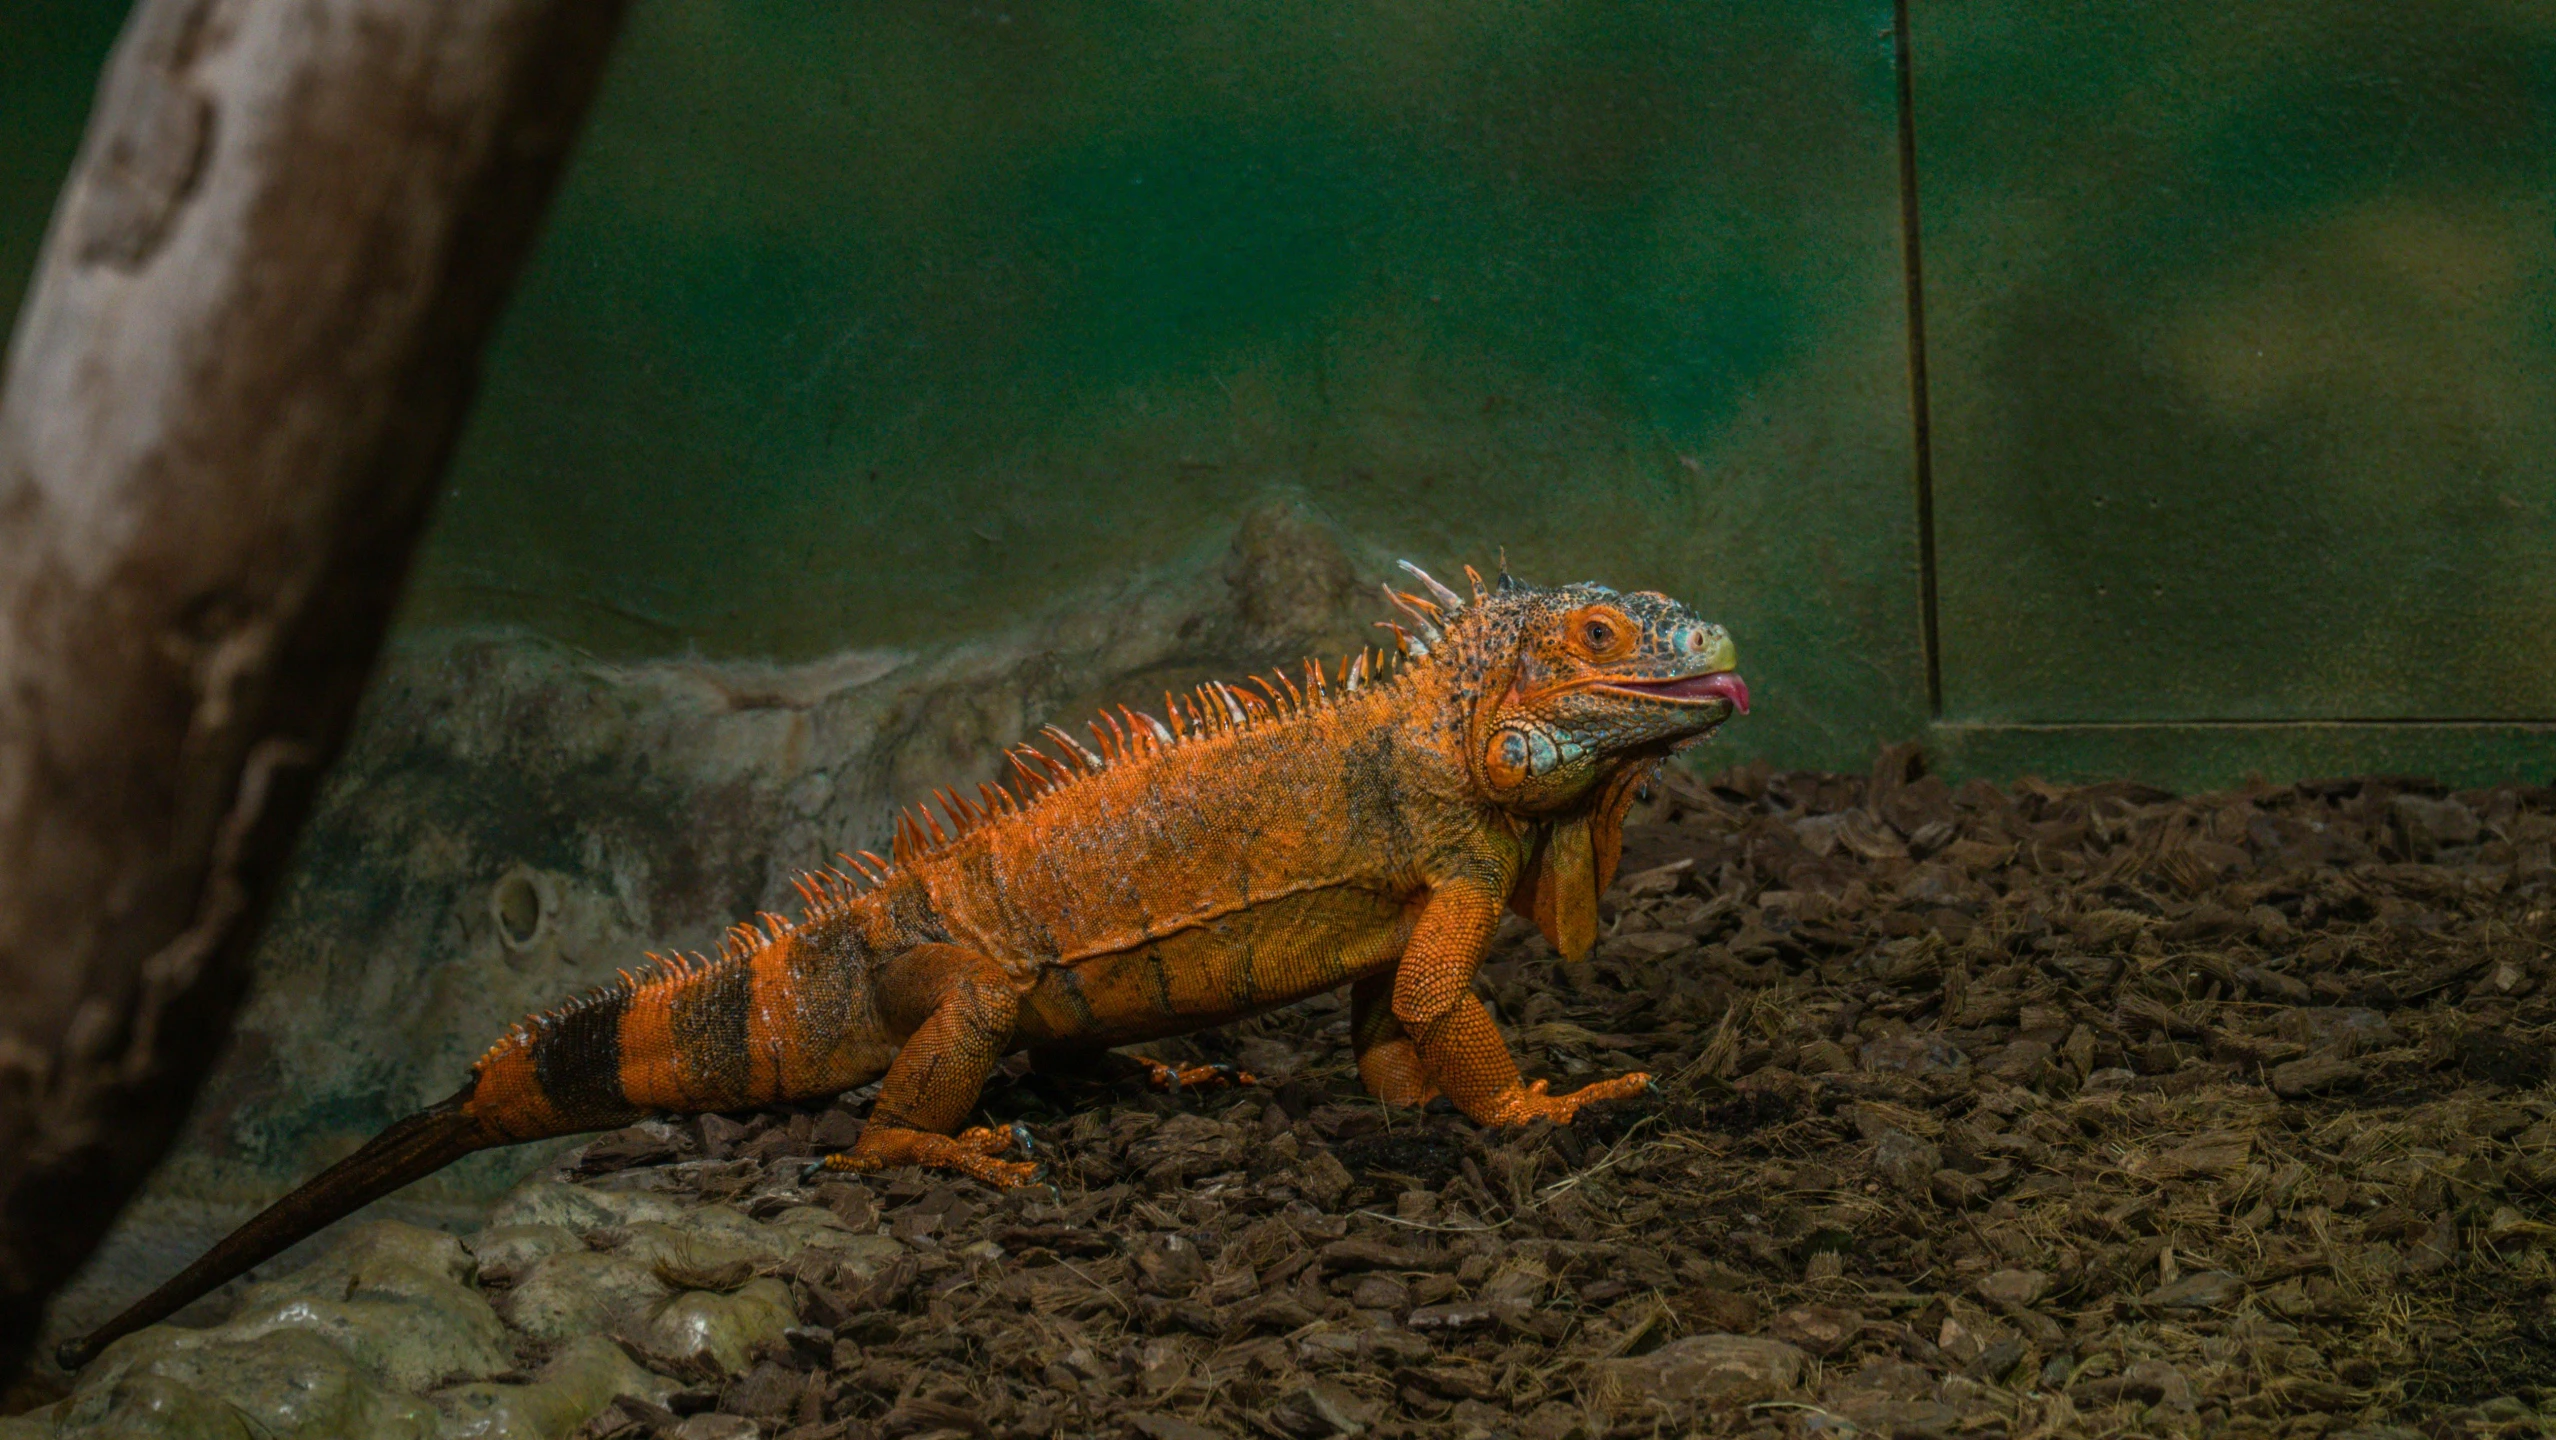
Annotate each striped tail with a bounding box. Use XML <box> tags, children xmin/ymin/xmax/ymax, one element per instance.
<box><xmin>56</xmin><ymin>1092</ymin><xmax>492</xmax><ymax>1371</ymax></box>
<box><xmin>61</xmin><ymin>905</ymin><xmax>886</xmax><ymax>1369</ymax></box>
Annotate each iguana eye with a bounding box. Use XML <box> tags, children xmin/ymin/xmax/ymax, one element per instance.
<box><xmin>1584</xmin><ymin>620</ymin><xmax>1614</xmax><ymax>650</ymax></box>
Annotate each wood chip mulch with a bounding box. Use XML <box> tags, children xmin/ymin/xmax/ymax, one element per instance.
<box><xmin>567</xmin><ymin>748</ymin><xmax>2556</xmax><ymax>1440</ymax></box>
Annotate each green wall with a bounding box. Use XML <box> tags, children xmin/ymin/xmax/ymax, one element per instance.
<box><xmin>401</xmin><ymin>0</ymin><xmax>1925</xmax><ymax>772</ymax></box>
<box><xmin>12</xmin><ymin>0</ymin><xmax>2556</xmax><ymax>789</ymax></box>
<box><xmin>1911</xmin><ymin>0</ymin><xmax>2556</xmax><ymax>781</ymax></box>
<box><xmin>0</xmin><ymin>1</ymin><xmax>128</xmax><ymax>348</ymax></box>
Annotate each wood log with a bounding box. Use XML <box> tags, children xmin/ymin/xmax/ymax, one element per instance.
<box><xmin>0</xmin><ymin>0</ymin><xmax>625</xmax><ymax>1376</ymax></box>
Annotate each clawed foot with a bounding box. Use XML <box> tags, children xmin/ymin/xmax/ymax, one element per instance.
<box><xmin>805</xmin><ymin>1120</ymin><xmax>1043</xmax><ymax>1188</ymax></box>
<box><xmin>1140</xmin><ymin>1057</ymin><xmax>1258</xmax><ymax>1094</ymax></box>
<box><xmin>1483</xmin><ymin>1071</ymin><xmax>1652</xmax><ymax>1127</ymax></box>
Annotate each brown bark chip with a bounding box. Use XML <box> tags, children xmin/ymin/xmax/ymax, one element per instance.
<box><xmin>53</xmin><ymin>758</ymin><xmax>2556</xmax><ymax>1433</ymax></box>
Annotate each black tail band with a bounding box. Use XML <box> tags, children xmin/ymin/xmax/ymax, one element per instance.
<box><xmin>56</xmin><ymin>1089</ymin><xmax>488</xmax><ymax>1371</ymax></box>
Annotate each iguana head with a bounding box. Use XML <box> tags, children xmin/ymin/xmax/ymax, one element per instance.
<box><xmin>1383</xmin><ymin>561</ymin><xmax>1746</xmax><ymax>813</ymax></box>
<box><xmin>1383</xmin><ymin>560</ymin><xmax>1747</xmax><ymax>959</ymax></box>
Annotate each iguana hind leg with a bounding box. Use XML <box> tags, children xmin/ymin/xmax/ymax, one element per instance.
<box><xmin>816</xmin><ymin>943</ymin><xmax>1039</xmax><ymax>1188</ymax></box>
<box><xmin>1351</xmin><ymin>969</ymin><xmax>1441</xmax><ymax>1108</ymax></box>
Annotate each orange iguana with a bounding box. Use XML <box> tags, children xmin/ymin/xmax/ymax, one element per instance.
<box><xmin>63</xmin><ymin>562</ymin><xmax>1745</xmax><ymax>1368</ymax></box>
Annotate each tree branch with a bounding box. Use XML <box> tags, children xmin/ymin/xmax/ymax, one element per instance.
<box><xmin>0</xmin><ymin>0</ymin><xmax>626</xmax><ymax>1376</ymax></box>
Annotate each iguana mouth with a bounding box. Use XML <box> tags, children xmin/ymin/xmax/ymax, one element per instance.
<box><xmin>1593</xmin><ymin>671</ymin><xmax>1750</xmax><ymax>713</ymax></box>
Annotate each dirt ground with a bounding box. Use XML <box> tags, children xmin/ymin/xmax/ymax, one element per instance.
<box><xmin>557</xmin><ymin>751</ymin><xmax>2556</xmax><ymax>1440</ymax></box>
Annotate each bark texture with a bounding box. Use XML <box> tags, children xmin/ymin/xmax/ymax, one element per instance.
<box><xmin>0</xmin><ymin>0</ymin><xmax>625</xmax><ymax>1376</ymax></box>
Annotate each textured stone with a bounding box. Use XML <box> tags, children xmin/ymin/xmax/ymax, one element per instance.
<box><xmin>484</xmin><ymin>1181</ymin><xmax>685</xmax><ymax>1236</ymax></box>
<box><xmin>761</xmin><ymin>1206</ymin><xmax>866</xmax><ymax>1257</ymax></box>
<box><xmin>37</xmin><ymin>1224</ymin><xmax>522</xmax><ymax>1439</ymax></box>
<box><xmin>178</xmin><ymin>1222</ymin><xmax>510</xmax><ymax>1394</ymax></box>
<box><xmin>55</xmin><ymin>1327</ymin><xmax>437</xmax><ymax>1439</ymax></box>
<box><xmin>500</xmin><ymin>1251</ymin><xmax>672</xmax><ymax>1343</ymax></box>
<box><xmin>657</xmin><ymin>1204</ymin><xmax>790</xmax><ymax>1261</ymax></box>
<box><xmin>429</xmin><ymin>1334</ymin><xmax>675</xmax><ymax>1439</ymax></box>
<box><xmin>462</xmin><ymin>1224</ymin><xmax>581</xmax><ymax>1280</ymax></box>
<box><xmin>616</xmin><ymin>1223</ymin><xmax>766</xmax><ymax>1290</ymax></box>
<box><xmin>632</xmin><ymin>1279</ymin><xmax>798</xmax><ymax>1376</ymax></box>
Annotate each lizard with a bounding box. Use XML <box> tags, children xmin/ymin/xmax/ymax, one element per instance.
<box><xmin>61</xmin><ymin>560</ymin><xmax>1746</xmax><ymax>1369</ymax></box>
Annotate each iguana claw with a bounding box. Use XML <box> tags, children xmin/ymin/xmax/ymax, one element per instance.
<box><xmin>1485</xmin><ymin>1071</ymin><xmax>1652</xmax><ymax>1126</ymax></box>
<box><xmin>1141</xmin><ymin>1058</ymin><xmax>1259</xmax><ymax>1093</ymax></box>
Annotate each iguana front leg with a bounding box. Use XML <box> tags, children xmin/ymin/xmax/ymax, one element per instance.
<box><xmin>1392</xmin><ymin>874</ymin><xmax>1648</xmax><ymax>1125</ymax></box>
<box><xmin>817</xmin><ymin>943</ymin><xmax>1039</xmax><ymax>1187</ymax></box>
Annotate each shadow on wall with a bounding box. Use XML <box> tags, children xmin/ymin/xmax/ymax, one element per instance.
<box><xmin>45</xmin><ymin>499</ymin><xmax>1403</xmax><ymax>1348</ymax></box>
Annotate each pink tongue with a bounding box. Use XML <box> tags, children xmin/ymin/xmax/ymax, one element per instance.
<box><xmin>1696</xmin><ymin>672</ymin><xmax>1751</xmax><ymax>714</ymax></box>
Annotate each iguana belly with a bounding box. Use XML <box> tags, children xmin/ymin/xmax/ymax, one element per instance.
<box><xmin>1012</xmin><ymin>883</ymin><xmax>1416</xmax><ymax>1047</ymax></box>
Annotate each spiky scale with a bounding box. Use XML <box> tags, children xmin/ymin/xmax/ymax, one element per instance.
<box><xmin>1219</xmin><ymin>682</ymin><xmax>1252</xmax><ymax>728</ymax></box>
<box><xmin>1033</xmin><ymin>726</ymin><xmax>1091</xmax><ymax>773</ymax></box>
<box><xmin>1382</xmin><ymin>584</ymin><xmax>1447</xmax><ymax>647</ymax></box>
<box><xmin>1398</xmin><ymin>560</ymin><xmax>1466</xmax><ymax>614</ymax></box>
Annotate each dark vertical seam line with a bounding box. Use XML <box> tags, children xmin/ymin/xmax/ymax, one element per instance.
<box><xmin>1895</xmin><ymin>0</ymin><xmax>1944</xmax><ymax>719</ymax></box>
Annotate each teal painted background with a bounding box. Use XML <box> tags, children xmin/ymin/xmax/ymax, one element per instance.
<box><xmin>1914</xmin><ymin>0</ymin><xmax>2556</xmax><ymax>729</ymax></box>
<box><xmin>13</xmin><ymin>0</ymin><xmax>2556</xmax><ymax>789</ymax></box>
<box><xmin>0</xmin><ymin>1</ymin><xmax>128</xmax><ymax>348</ymax></box>
<box><xmin>400</xmin><ymin>0</ymin><xmax>1924</xmax><ymax>771</ymax></box>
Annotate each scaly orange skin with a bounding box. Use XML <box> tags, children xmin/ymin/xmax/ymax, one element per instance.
<box><xmin>63</xmin><ymin>564</ymin><xmax>1743</xmax><ymax>1369</ymax></box>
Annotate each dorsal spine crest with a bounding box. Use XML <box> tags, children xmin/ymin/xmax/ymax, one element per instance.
<box><xmin>721</xmin><ymin>612</ymin><xmax>1448</xmax><ymax>915</ymax></box>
